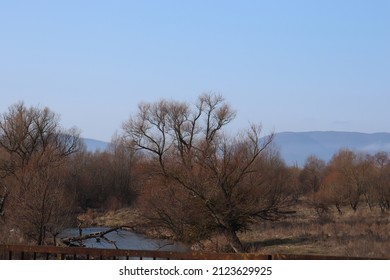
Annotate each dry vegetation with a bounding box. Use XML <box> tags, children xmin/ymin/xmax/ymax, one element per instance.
<box><xmin>77</xmin><ymin>208</ymin><xmax>147</xmax><ymax>231</ymax></box>
<box><xmin>186</xmin><ymin>203</ymin><xmax>390</xmax><ymax>259</ymax></box>
<box><xmin>240</xmin><ymin>201</ymin><xmax>390</xmax><ymax>259</ymax></box>
<box><xmin>76</xmin><ymin>200</ymin><xmax>390</xmax><ymax>259</ymax></box>
<box><xmin>1</xmin><ymin>96</ymin><xmax>390</xmax><ymax>259</ymax></box>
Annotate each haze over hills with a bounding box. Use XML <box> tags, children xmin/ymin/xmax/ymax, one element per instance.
<box><xmin>272</xmin><ymin>131</ymin><xmax>390</xmax><ymax>166</ymax></box>
<box><xmin>82</xmin><ymin>138</ymin><xmax>110</xmax><ymax>152</ymax></box>
<box><xmin>82</xmin><ymin>131</ymin><xmax>390</xmax><ymax>167</ymax></box>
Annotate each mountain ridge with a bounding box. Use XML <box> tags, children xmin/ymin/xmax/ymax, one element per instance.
<box><xmin>81</xmin><ymin>131</ymin><xmax>390</xmax><ymax>167</ymax></box>
<box><xmin>272</xmin><ymin>131</ymin><xmax>390</xmax><ymax>166</ymax></box>
<box><xmin>82</xmin><ymin>138</ymin><xmax>110</xmax><ymax>152</ymax></box>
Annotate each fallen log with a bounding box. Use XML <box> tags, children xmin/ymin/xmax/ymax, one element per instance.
<box><xmin>58</xmin><ymin>226</ymin><xmax>124</xmax><ymax>248</ymax></box>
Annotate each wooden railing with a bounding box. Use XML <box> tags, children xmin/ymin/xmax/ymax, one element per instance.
<box><xmin>0</xmin><ymin>244</ymin><xmax>384</xmax><ymax>260</ymax></box>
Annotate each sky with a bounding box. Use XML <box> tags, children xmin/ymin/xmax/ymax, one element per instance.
<box><xmin>1</xmin><ymin>0</ymin><xmax>389</xmax><ymax>142</ymax></box>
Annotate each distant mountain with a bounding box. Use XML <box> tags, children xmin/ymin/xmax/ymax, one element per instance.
<box><xmin>82</xmin><ymin>138</ymin><xmax>110</xmax><ymax>152</ymax></box>
<box><xmin>272</xmin><ymin>131</ymin><xmax>390</xmax><ymax>166</ymax></box>
<box><xmin>81</xmin><ymin>132</ymin><xmax>390</xmax><ymax>167</ymax></box>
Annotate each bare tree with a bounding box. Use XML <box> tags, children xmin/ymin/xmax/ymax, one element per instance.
<box><xmin>64</xmin><ymin>136</ymin><xmax>140</xmax><ymax>210</ymax></box>
<box><xmin>0</xmin><ymin>102</ymin><xmax>81</xmax><ymax>245</ymax></box>
<box><xmin>328</xmin><ymin>150</ymin><xmax>375</xmax><ymax>211</ymax></box>
<box><xmin>123</xmin><ymin>93</ymin><xmax>292</xmax><ymax>252</ymax></box>
<box><xmin>314</xmin><ymin>169</ymin><xmax>348</xmax><ymax>215</ymax></box>
<box><xmin>370</xmin><ymin>152</ymin><xmax>390</xmax><ymax>211</ymax></box>
<box><xmin>299</xmin><ymin>155</ymin><xmax>326</xmax><ymax>194</ymax></box>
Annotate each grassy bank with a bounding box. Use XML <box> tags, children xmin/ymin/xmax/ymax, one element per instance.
<box><xmin>80</xmin><ymin>201</ymin><xmax>390</xmax><ymax>259</ymax></box>
<box><xmin>239</xmin><ymin>201</ymin><xmax>390</xmax><ymax>258</ymax></box>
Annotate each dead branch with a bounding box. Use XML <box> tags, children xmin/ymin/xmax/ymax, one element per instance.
<box><xmin>58</xmin><ymin>226</ymin><xmax>124</xmax><ymax>247</ymax></box>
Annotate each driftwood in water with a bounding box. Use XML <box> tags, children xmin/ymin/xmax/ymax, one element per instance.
<box><xmin>58</xmin><ymin>226</ymin><xmax>126</xmax><ymax>248</ymax></box>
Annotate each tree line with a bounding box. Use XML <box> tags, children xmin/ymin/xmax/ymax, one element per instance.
<box><xmin>304</xmin><ymin>150</ymin><xmax>390</xmax><ymax>214</ymax></box>
<box><xmin>1</xmin><ymin>95</ymin><xmax>390</xmax><ymax>252</ymax></box>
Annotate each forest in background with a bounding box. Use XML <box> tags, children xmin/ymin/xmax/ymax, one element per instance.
<box><xmin>1</xmin><ymin>94</ymin><xmax>390</xmax><ymax>257</ymax></box>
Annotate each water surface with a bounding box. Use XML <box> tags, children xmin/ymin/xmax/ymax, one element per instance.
<box><xmin>60</xmin><ymin>227</ymin><xmax>188</xmax><ymax>252</ymax></box>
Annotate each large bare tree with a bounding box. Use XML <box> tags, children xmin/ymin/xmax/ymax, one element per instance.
<box><xmin>123</xmin><ymin>93</ymin><xmax>292</xmax><ymax>252</ymax></box>
<box><xmin>0</xmin><ymin>102</ymin><xmax>81</xmax><ymax>245</ymax></box>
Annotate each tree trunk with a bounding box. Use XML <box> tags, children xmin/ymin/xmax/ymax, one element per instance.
<box><xmin>223</xmin><ymin>228</ymin><xmax>245</xmax><ymax>253</ymax></box>
<box><xmin>335</xmin><ymin>203</ymin><xmax>343</xmax><ymax>215</ymax></box>
<box><xmin>350</xmin><ymin>201</ymin><xmax>358</xmax><ymax>211</ymax></box>
<box><xmin>0</xmin><ymin>186</ymin><xmax>8</xmax><ymax>216</ymax></box>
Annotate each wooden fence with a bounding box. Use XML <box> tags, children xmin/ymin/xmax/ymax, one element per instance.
<box><xmin>0</xmin><ymin>244</ymin><xmax>383</xmax><ymax>260</ymax></box>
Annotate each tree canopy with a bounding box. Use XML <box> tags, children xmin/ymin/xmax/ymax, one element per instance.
<box><xmin>123</xmin><ymin>93</ymin><xmax>292</xmax><ymax>252</ymax></box>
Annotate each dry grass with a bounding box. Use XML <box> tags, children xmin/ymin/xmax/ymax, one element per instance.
<box><xmin>78</xmin><ymin>201</ymin><xmax>390</xmax><ymax>259</ymax></box>
<box><xmin>237</xmin><ymin>200</ymin><xmax>390</xmax><ymax>259</ymax></box>
<box><xmin>77</xmin><ymin>208</ymin><xmax>147</xmax><ymax>228</ymax></box>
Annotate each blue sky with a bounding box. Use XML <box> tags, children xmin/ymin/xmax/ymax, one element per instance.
<box><xmin>1</xmin><ymin>1</ymin><xmax>389</xmax><ymax>141</ymax></box>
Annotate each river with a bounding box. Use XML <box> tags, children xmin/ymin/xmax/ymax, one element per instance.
<box><xmin>60</xmin><ymin>227</ymin><xmax>188</xmax><ymax>252</ymax></box>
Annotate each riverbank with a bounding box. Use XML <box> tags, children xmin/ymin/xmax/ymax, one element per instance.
<box><xmin>77</xmin><ymin>202</ymin><xmax>390</xmax><ymax>258</ymax></box>
<box><xmin>77</xmin><ymin>208</ymin><xmax>145</xmax><ymax>228</ymax></box>
<box><xmin>76</xmin><ymin>208</ymin><xmax>174</xmax><ymax>240</ymax></box>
